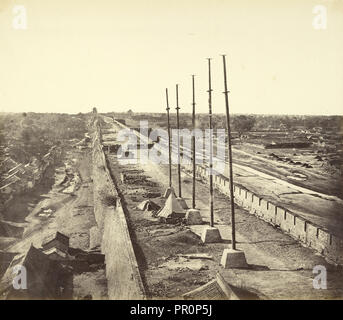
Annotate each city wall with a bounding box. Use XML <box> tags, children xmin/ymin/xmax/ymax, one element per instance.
<box><xmin>91</xmin><ymin>118</ymin><xmax>146</xmax><ymax>299</ymax></box>
<box><xmin>189</xmin><ymin>164</ymin><xmax>343</xmax><ymax>265</ymax></box>
<box><xmin>111</xmin><ymin>118</ymin><xmax>343</xmax><ymax>265</ymax></box>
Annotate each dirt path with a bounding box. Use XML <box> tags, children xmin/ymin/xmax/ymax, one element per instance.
<box><xmin>2</xmin><ymin>147</ymin><xmax>107</xmax><ymax>300</ymax></box>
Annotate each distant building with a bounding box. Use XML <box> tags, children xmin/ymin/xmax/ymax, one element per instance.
<box><xmin>0</xmin><ymin>181</ymin><xmax>15</xmax><ymax>194</ymax></box>
<box><xmin>0</xmin><ymin>157</ymin><xmax>18</xmax><ymax>175</ymax></box>
<box><xmin>116</xmin><ymin>119</ymin><xmax>126</xmax><ymax>125</ymax></box>
<box><xmin>42</xmin><ymin>232</ymin><xmax>70</xmax><ymax>253</ymax></box>
<box><xmin>43</xmin><ymin>247</ymin><xmax>68</xmax><ymax>261</ymax></box>
<box><xmin>263</xmin><ymin>141</ymin><xmax>312</xmax><ymax>149</ymax></box>
<box><xmin>0</xmin><ymin>245</ymin><xmax>71</xmax><ymax>299</ymax></box>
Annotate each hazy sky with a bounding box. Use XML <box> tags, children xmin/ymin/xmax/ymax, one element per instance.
<box><xmin>0</xmin><ymin>0</ymin><xmax>342</xmax><ymax>115</ymax></box>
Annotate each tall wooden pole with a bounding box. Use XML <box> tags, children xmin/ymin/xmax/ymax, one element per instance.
<box><xmin>166</xmin><ymin>88</ymin><xmax>172</xmax><ymax>188</ymax></box>
<box><xmin>191</xmin><ymin>75</ymin><xmax>196</xmax><ymax>209</ymax></box>
<box><xmin>175</xmin><ymin>84</ymin><xmax>182</xmax><ymax>198</ymax></box>
<box><xmin>207</xmin><ymin>58</ymin><xmax>214</xmax><ymax>228</ymax></box>
<box><xmin>222</xmin><ymin>55</ymin><xmax>236</xmax><ymax>250</ymax></box>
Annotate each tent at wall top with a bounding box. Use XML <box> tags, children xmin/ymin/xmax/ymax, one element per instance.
<box><xmin>157</xmin><ymin>192</ymin><xmax>185</xmax><ymax>219</ymax></box>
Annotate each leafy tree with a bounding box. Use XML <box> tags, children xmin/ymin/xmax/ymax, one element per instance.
<box><xmin>232</xmin><ymin>115</ymin><xmax>256</xmax><ymax>141</ymax></box>
<box><xmin>280</xmin><ymin>116</ymin><xmax>295</xmax><ymax>130</ymax></box>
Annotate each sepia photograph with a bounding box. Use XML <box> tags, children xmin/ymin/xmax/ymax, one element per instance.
<box><xmin>0</xmin><ymin>0</ymin><xmax>342</xmax><ymax>306</ymax></box>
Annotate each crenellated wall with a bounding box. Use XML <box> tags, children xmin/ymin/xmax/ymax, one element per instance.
<box><xmin>188</xmin><ymin>163</ymin><xmax>343</xmax><ymax>265</ymax></box>
<box><xmin>111</xmin><ymin>117</ymin><xmax>343</xmax><ymax>265</ymax></box>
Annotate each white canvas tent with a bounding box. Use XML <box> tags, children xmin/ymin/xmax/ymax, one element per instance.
<box><xmin>157</xmin><ymin>192</ymin><xmax>185</xmax><ymax>220</ymax></box>
<box><xmin>137</xmin><ymin>199</ymin><xmax>160</xmax><ymax>212</ymax></box>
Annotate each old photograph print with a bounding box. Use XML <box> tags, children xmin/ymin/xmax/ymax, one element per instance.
<box><xmin>0</xmin><ymin>0</ymin><xmax>342</xmax><ymax>301</ymax></box>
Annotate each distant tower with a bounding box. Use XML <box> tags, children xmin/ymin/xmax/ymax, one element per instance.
<box><xmin>127</xmin><ymin>109</ymin><xmax>134</xmax><ymax>118</ymax></box>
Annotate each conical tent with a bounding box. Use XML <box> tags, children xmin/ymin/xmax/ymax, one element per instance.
<box><xmin>137</xmin><ymin>199</ymin><xmax>160</xmax><ymax>212</ymax></box>
<box><xmin>163</xmin><ymin>186</ymin><xmax>176</xmax><ymax>198</ymax></box>
<box><xmin>157</xmin><ymin>192</ymin><xmax>185</xmax><ymax>219</ymax></box>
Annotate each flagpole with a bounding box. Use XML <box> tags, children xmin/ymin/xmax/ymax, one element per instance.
<box><xmin>175</xmin><ymin>84</ymin><xmax>182</xmax><ymax>198</ymax></box>
<box><xmin>220</xmin><ymin>54</ymin><xmax>248</xmax><ymax>268</ymax></box>
<box><xmin>191</xmin><ymin>75</ymin><xmax>196</xmax><ymax>209</ymax></box>
<box><xmin>221</xmin><ymin>55</ymin><xmax>236</xmax><ymax>250</ymax></box>
<box><xmin>207</xmin><ymin>58</ymin><xmax>214</xmax><ymax>228</ymax></box>
<box><xmin>166</xmin><ymin>88</ymin><xmax>172</xmax><ymax>188</ymax></box>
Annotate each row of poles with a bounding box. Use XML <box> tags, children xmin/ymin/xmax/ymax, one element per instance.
<box><xmin>165</xmin><ymin>55</ymin><xmax>236</xmax><ymax>251</ymax></box>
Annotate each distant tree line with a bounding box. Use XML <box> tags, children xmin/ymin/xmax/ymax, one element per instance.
<box><xmin>0</xmin><ymin>113</ymin><xmax>87</xmax><ymax>164</ymax></box>
<box><xmin>101</xmin><ymin>111</ymin><xmax>342</xmax><ymax>140</ymax></box>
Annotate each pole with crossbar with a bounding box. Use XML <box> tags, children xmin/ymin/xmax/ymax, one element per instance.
<box><xmin>175</xmin><ymin>84</ymin><xmax>182</xmax><ymax>198</ymax></box>
<box><xmin>222</xmin><ymin>55</ymin><xmax>236</xmax><ymax>250</ymax></box>
<box><xmin>207</xmin><ymin>58</ymin><xmax>214</xmax><ymax>228</ymax></box>
<box><xmin>166</xmin><ymin>88</ymin><xmax>172</xmax><ymax>188</ymax></box>
<box><xmin>191</xmin><ymin>75</ymin><xmax>196</xmax><ymax>209</ymax></box>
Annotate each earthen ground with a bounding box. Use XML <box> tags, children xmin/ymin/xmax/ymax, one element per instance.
<box><xmin>0</xmin><ymin>145</ymin><xmax>108</xmax><ymax>300</ymax></box>
<box><xmin>106</xmin><ymin>152</ymin><xmax>343</xmax><ymax>300</ymax></box>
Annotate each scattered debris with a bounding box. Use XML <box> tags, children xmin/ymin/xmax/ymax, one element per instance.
<box><xmin>148</xmin><ymin>228</ymin><xmax>178</xmax><ymax>237</ymax></box>
<box><xmin>137</xmin><ymin>199</ymin><xmax>160</xmax><ymax>212</ymax></box>
<box><xmin>286</xmin><ymin>172</ymin><xmax>307</xmax><ymax>181</ymax></box>
<box><xmin>183</xmin><ymin>273</ymin><xmax>239</xmax><ymax>300</ymax></box>
<box><xmin>146</xmin><ymin>192</ymin><xmax>161</xmax><ymax>198</ymax></box>
<box><xmin>160</xmin><ymin>256</ymin><xmax>208</xmax><ymax>272</ymax></box>
<box><xmin>38</xmin><ymin>208</ymin><xmax>54</xmax><ymax>218</ymax></box>
<box><xmin>177</xmin><ymin>253</ymin><xmax>213</xmax><ymax>260</ymax></box>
